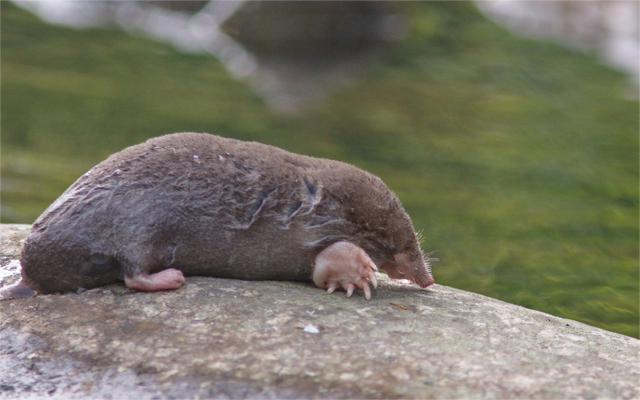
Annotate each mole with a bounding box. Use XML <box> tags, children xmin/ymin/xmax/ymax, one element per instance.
<box><xmin>1</xmin><ymin>133</ymin><xmax>434</xmax><ymax>300</ymax></box>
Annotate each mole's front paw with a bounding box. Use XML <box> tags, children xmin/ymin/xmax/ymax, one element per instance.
<box><xmin>312</xmin><ymin>241</ymin><xmax>378</xmax><ymax>300</ymax></box>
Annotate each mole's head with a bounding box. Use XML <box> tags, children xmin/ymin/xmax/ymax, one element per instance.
<box><xmin>379</xmin><ymin>236</ymin><xmax>435</xmax><ymax>288</ymax></box>
<box><xmin>343</xmin><ymin>174</ymin><xmax>435</xmax><ymax>288</ymax></box>
<box><xmin>370</xmin><ymin>219</ymin><xmax>435</xmax><ymax>288</ymax></box>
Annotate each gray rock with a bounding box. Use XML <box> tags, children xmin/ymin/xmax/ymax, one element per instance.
<box><xmin>1</xmin><ymin>223</ymin><xmax>638</xmax><ymax>399</ymax></box>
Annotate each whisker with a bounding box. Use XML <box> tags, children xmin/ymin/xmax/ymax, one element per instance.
<box><xmin>421</xmin><ymin>249</ymin><xmax>439</xmax><ymax>262</ymax></box>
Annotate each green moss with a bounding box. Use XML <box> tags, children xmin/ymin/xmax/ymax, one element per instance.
<box><xmin>1</xmin><ymin>1</ymin><xmax>637</xmax><ymax>337</ymax></box>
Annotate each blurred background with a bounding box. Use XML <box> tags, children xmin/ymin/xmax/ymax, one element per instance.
<box><xmin>1</xmin><ymin>1</ymin><xmax>638</xmax><ymax>338</ymax></box>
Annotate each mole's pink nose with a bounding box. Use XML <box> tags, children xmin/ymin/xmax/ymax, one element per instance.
<box><xmin>414</xmin><ymin>273</ymin><xmax>435</xmax><ymax>288</ymax></box>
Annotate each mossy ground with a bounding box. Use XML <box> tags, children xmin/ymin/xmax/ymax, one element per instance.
<box><xmin>2</xmin><ymin>2</ymin><xmax>638</xmax><ymax>337</ymax></box>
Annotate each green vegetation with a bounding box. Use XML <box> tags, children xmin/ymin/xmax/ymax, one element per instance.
<box><xmin>2</xmin><ymin>2</ymin><xmax>638</xmax><ymax>337</ymax></box>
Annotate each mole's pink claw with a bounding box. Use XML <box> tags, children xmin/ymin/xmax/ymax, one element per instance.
<box><xmin>362</xmin><ymin>281</ymin><xmax>372</xmax><ymax>301</ymax></box>
<box><xmin>326</xmin><ymin>282</ymin><xmax>339</xmax><ymax>294</ymax></box>
<box><xmin>368</xmin><ymin>269</ymin><xmax>378</xmax><ymax>289</ymax></box>
<box><xmin>345</xmin><ymin>282</ymin><xmax>356</xmax><ymax>298</ymax></box>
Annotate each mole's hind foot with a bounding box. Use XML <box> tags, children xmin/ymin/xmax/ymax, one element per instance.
<box><xmin>312</xmin><ymin>241</ymin><xmax>378</xmax><ymax>300</ymax></box>
<box><xmin>124</xmin><ymin>268</ymin><xmax>185</xmax><ymax>292</ymax></box>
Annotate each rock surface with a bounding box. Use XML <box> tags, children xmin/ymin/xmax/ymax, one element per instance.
<box><xmin>1</xmin><ymin>223</ymin><xmax>638</xmax><ymax>399</ymax></box>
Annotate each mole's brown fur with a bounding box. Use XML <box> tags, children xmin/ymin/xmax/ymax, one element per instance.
<box><xmin>14</xmin><ymin>133</ymin><xmax>434</xmax><ymax>296</ymax></box>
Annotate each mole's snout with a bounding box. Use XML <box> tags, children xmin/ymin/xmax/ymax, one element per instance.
<box><xmin>413</xmin><ymin>270</ymin><xmax>435</xmax><ymax>288</ymax></box>
<box><xmin>383</xmin><ymin>252</ymin><xmax>435</xmax><ymax>288</ymax></box>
